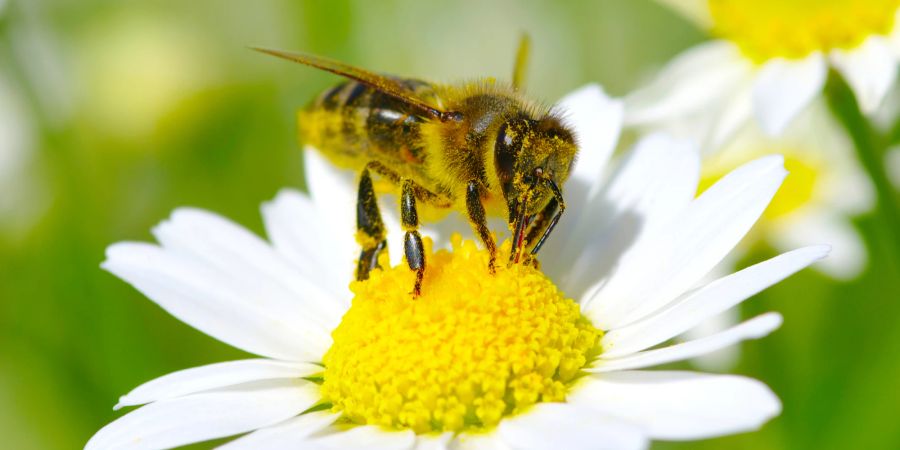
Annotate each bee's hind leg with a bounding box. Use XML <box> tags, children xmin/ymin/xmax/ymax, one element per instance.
<box><xmin>401</xmin><ymin>179</ymin><xmax>425</xmax><ymax>297</ymax></box>
<box><xmin>355</xmin><ymin>167</ymin><xmax>387</xmax><ymax>281</ymax></box>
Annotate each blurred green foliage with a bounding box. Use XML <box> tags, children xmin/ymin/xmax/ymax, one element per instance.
<box><xmin>0</xmin><ymin>1</ymin><xmax>898</xmax><ymax>449</ymax></box>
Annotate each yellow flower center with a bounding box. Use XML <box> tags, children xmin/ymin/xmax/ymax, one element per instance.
<box><xmin>709</xmin><ymin>0</ymin><xmax>900</xmax><ymax>62</ymax></box>
<box><xmin>320</xmin><ymin>236</ymin><xmax>601</xmax><ymax>434</ymax></box>
<box><xmin>699</xmin><ymin>152</ymin><xmax>821</xmax><ymax>221</ymax></box>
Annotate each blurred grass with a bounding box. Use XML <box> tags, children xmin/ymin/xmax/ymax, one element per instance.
<box><xmin>1</xmin><ymin>0</ymin><xmax>899</xmax><ymax>449</ymax></box>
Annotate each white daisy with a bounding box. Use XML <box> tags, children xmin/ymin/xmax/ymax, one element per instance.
<box><xmin>87</xmin><ymin>86</ymin><xmax>828</xmax><ymax>450</ymax></box>
<box><xmin>698</xmin><ymin>100</ymin><xmax>873</xmax><ymax>279</ymax></box>
<box><xmin>626</xmin><ymin>0</ymin><xmax>900</xmax><ymax>151</ymax></box>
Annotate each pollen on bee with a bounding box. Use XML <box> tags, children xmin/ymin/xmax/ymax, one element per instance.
<box><xmin>319</xmin><ymin>235</ymin><xmax>602</xmax><ymax>433</ymax></box>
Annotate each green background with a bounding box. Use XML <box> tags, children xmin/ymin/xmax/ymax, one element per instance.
<box><xmin>1</xmin><ymin>1</ymin><xmax>898</xmax><ymax>449</ymax></box>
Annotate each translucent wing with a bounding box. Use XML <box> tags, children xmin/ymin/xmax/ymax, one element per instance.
<box><xmin>253</xmin><ymin>47</ymin><xmax>455</xmax><ymax>121</ymax></box>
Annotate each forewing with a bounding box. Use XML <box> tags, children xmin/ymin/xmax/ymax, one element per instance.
<box><xmin>253</xmin><ymin>47</ymin><xmax>449</xmax><ymax>121</ymax></box>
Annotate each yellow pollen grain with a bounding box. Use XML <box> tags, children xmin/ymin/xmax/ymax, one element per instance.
<box><xmin>320</xmin><ymin>236</ymin><xmax>601</xmax><ymax>434</ymax></box>
<box><xmin>709</xmin><ymin>0</ymin><xmax>900</xmax><ymax>62</ymax></box>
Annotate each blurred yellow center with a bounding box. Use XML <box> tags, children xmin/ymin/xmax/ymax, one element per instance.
<box><xmin>320</xmin><ymin>236</ymin><xmax>601</xmax><ymax>434</ymax></box>
<box><xmin>700</xmin><ymin>152</ymin><xmax>820</xmax><ymax>221</ymax></box>
<box><xmin>709</xmin><ymin>0</ymin><xmax>900</xmax><ymax>62</ymax></box>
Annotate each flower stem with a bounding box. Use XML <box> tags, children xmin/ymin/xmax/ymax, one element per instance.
<box><xmin>825</xmin><ymin>69</ymin><xmax>900</xmax><ymax>267</ymax></box>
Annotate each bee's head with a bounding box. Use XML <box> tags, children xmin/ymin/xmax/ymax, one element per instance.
<box><xmin>494</xmin><ymin>114</ymin><xmax>575</xmax><ymax>261</ymax></box>
<box><xmin>494</xmin><ymin>114</ymin><xmax>576</xmax><ymax>216</ymax></box>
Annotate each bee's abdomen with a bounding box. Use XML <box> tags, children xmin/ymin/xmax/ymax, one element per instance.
<box><xmin>300</xmin><ymin>79</ymin><xmax>436</xmax><ymax>175</ymax></box>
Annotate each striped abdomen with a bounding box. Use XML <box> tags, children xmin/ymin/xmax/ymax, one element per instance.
<box><xmin>299</xmin><ymin>79</ymin><xmax>439</xmax><ymax>183</ymax></box>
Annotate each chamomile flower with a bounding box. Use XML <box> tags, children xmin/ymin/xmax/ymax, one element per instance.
<box><xmin>627</xmin><ymin>0</ymin><xmax>900</xmax><ymax>151</ymax></box>
<box><xmin>87</xmin><ymin>86</ymin><xmax>827</xmax><ymax>450</ymax></box>
<box><xmin>699</xmin><ymin>101</ymin><xmax>873</xmax><ymax>279</ymax></box>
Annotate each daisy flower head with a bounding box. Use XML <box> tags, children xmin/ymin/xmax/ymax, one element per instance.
<box><xmin>87</xmin><ymin>85</ymin><xmax>828</xmax><ymax>450</ymax></box>
<box><xmin>627</xmin><ymin>0</ymin><xmax>900</xmax><ymax>151</ymax></box>
<box><xmin>698</xmin><ymin>100</ymin><xmax>874</xmax><ymax>279</ymax></box>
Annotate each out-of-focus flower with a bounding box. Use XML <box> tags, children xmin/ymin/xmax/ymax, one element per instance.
<box><xmin>76</xmin><ymin>12</ymin><xmax>219</xmax><ymax>139</ymax></box>
<box><xmin>87</xmin><ymin>86</ymin><xmax>826</xmax><ymax>449</ymax></box>
<box><xmin>700</xmin><ymin>101</ymin><xmax>873</xmax><ymax>280</ymax></box>
<box><xmin>627</xmin><ymin>0</ymin><xmax>900</xmax><ymax>151</ymax></box>
<box><xmin>0</xmin><ymin>71</ymin><xmax>49</xmax><ymax>240</ymax></box>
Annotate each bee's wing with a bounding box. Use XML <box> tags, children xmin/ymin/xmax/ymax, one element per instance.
<box><xmin>253</xmin><ymin>47</ymin><xmax>453</xmax><ymax>121</ymax></box>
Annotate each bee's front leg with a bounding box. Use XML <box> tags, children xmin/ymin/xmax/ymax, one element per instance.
<box><xmin>355</xmin><ymin>167</ymin><xmax>387</xmax><ymax>281</ymax></box>
<box><xmin>401</xmin><ymin>179</ymin><xmax>426</xmax><ymax>297</ymax></box>
<box><xmin>466</xmin><ymin>180</ymin><xmax>497</xmax><ymax>273</ymax></box>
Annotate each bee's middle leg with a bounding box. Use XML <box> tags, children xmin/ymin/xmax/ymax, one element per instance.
<box><xmin>401</xmin><ymin>179</ymin><xmax>425</xmax><ymax>297</ymax></box>
<box><xmin>355</xmin><ymin>167</ymin><xmax>387</xmax><ymax>281</ymax></box>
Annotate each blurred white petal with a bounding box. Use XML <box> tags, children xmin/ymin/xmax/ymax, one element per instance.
<box><xmin>752</xmin><ymin>53</ymin><xmax>827</xmax><ymax>136</ymax></box>
<box><xmin>831</xmin><ymin>36</ymin><xmax>899</xmax><ymax>113</ymax></box>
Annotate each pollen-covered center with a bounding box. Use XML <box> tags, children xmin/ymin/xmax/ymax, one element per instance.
<box><xmin>709</xmin><ymin>0</ymin><xmax>900</xmax><ymax>62</ymax></box>
<box><xmin>320</xmin><ymin>236</ymin><xmax>601</xmax><ymax>434</ymax></box>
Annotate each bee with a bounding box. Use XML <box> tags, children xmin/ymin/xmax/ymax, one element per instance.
<box><xmin>255</xmin><ymin>37</ymin><xmax>577</xmax><ymax>296</ymax></box>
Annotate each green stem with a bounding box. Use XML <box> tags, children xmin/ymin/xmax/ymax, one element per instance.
<box><xmin>825</xmin><ymin>70</ymin><xmax>900</xmax><ymax>267</ymax></box>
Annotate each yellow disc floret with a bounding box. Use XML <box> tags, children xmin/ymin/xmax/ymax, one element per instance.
<box><xmin>709</xmin><ymin>0</ymin><xmax>900</xmax><ymax>62</ymax></box>
<box><xmin>320</xmin><ymin>236</ymin><xmax>601</xmax><ymax>434</ymax></box>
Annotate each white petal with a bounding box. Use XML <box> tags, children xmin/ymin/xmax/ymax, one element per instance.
<box><xmin>831</xmin><ymin>36</ymin><xmax>899</xmax><ymax>113</ymax></box>
<box><xmin>752</xmin><ymin>53</ymin><xmax>827</xmax><ymax>136</ymax></box>
<box><xmin>262</xmin><ymin>189</ymin><xmax>352</xmax><ymax>300</ymax></box>
<box><xmin>414</xmin><ymin>433</ymin><xmax>454</xmax><ymax>450</ymax></box>
<box><xmin>116</xmin><ymin>359</ymin><xmax>320</xmax><ymax>409</ymax></box>
<box><xmin>153</xmin><ymin>208</ymin><xmax>345</xmax><ymax>329</ymax></box>
<box><xmin>555</xmin><ymin>83</ymin><xmax>623</xmax><ymax>191</ymax></box>
<box><xmin>103</xmin><ymin>243</ymin><xmax>330</xmax><ymax>361</ymax></box>
<box><xmin>705</xmin><ymin>80</ymin><xmax>753</xmax><ymax>152</ymax></box>
<box><xmin>625</xmin><ymin>41</ymin><xmax>748</xmax><ymax>125</ymax></box>
<box><xmin>591</xmin><ymin>313</ymin><xmax>782</xmax><ymax>372</ymax></box>
<box><xmin>601</xmin><ymin>246</ymin><xmax>828</xmax><ymax>357</ymax></box>
<box><xmin>570</xmin><ymin>371</ymin><xmax>781</xmax><ymax>440</ymax></box>
<box><xmin>497</xmin><ymin>402</ymin><xmax>648</xmax><ymax>450</ymax></box>
<box><xmin>585</xmin><ymin>155</ymin><xmax>787</xmax><ymax>329</ymax></box>
<box><xmin>217</xmin><ymin>411</ymin><xmax>339</xmax><ymax>449</ymax></box>
<box><xmin>552</xmin><ymin>134</ymin><xmax>699</xmax><ymax>298</ymax></box>
<box><xmin>86</xmin><ymin>380</ymin><xmax>318</xmax><ymax>450</ymax></box>
<box><xmin>304</xmin><ymin>147</ymin><xmax>359</xmax><ymax>277</ymax></box>
<box><xmin>309</xmin><ymin>426</ymin><xmax>416</xmax><ymax>450</ymax></box>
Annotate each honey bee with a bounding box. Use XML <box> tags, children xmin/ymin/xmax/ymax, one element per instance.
<box><xmin>255</xmin><ymin>37</ymin><xmax>577</xmax><ymax>296</ymax></box>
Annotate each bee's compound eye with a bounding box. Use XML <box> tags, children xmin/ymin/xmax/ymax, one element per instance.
<box><xmin>495</xmin><ymin>123</ymin><xmax>519</xmax><ymax>183</ymax></box>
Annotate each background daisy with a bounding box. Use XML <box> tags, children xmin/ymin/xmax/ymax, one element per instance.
<box><xmin>626</xmin><ymin>0</ymin><xmax>900</xmax><ymax>151</ymax></box>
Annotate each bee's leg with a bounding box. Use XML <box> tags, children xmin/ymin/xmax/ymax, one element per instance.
<box><xmin>355</xmin><ymin>167</ymin><xmax>388</xmax><ymax>281</ymax></box>
<box><xmin>401</xmin><ymin>179</ymin><xmax>426</xmax><ymax>297</ymax></box>
<box><xmin>466</xmin><ymin>180</ymin><xmax>497</xmax><ymax>273</ymax></box>
<box><xmin>366</xmin><ymin>161</ymin><xmax>452</xmax><ymax>208</ymax></box>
